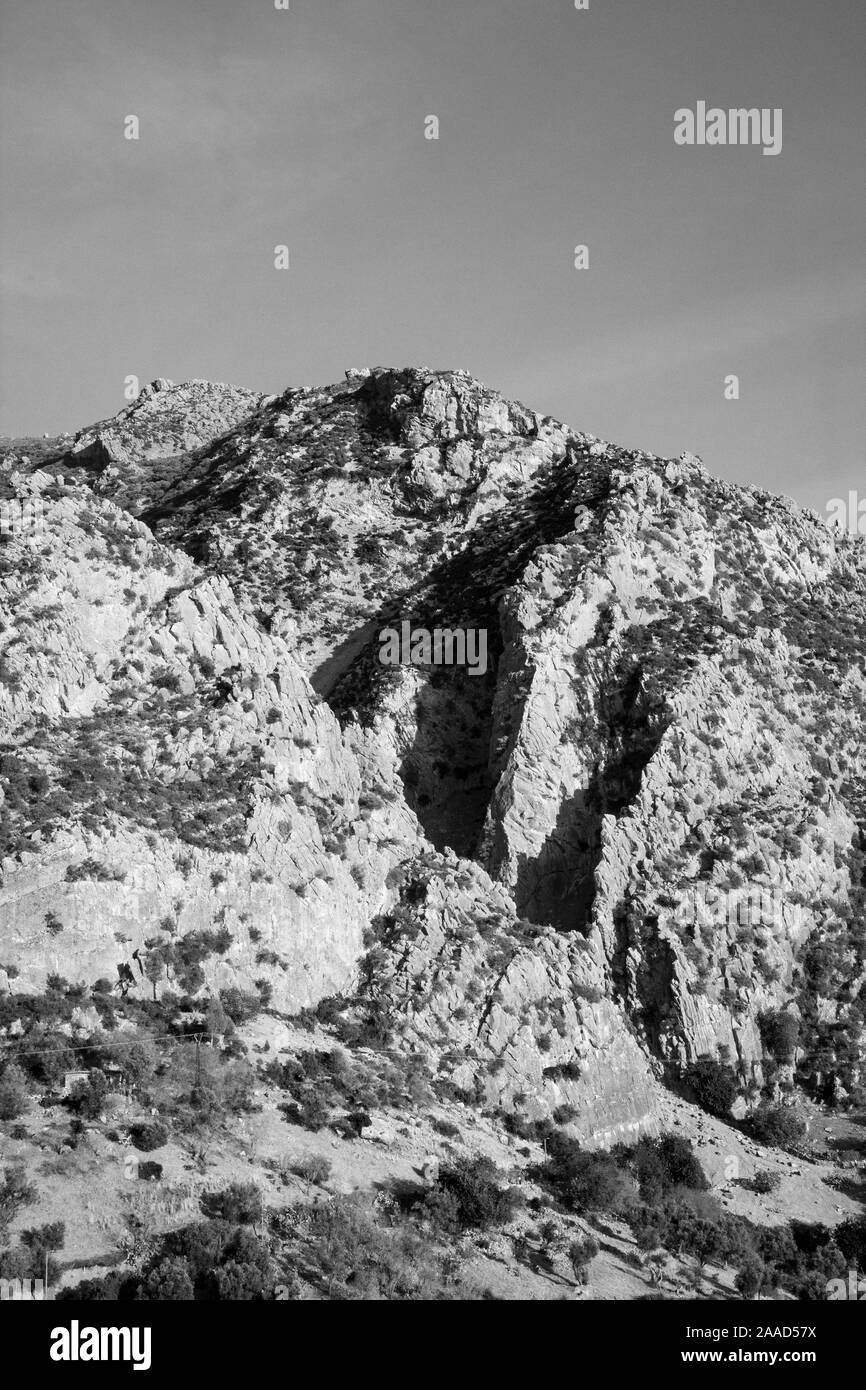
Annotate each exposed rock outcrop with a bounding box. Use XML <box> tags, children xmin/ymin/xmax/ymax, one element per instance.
<box><xmin>2</xmin><ymin>368</ymin><xmax>864</xmax><ymax>1142</ymax></box>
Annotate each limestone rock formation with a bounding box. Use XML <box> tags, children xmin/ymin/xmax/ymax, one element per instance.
<box><xmin>1</xmin><ymin>368</ymin><xmax>864</xmax><ymax>1144</ymax></box>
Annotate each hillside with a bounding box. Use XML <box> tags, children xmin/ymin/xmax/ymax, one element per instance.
<box><xmin>0</xmin><ymin>368</ymin><xmax>864</xmax><ymax>1300</ymax></box>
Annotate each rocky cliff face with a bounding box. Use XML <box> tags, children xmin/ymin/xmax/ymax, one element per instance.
<box><xmin>1</xmin><ymin>368</ymin><xmax>864</xmax><ymax>1144</ymax></box>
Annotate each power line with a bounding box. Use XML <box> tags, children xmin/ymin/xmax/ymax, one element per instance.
<box><xmin>0</xmin><ymin>1030</ymin><xmax>210</xmax><ymax>1059</ymax></box>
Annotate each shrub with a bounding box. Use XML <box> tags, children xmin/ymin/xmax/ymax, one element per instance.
<box><xmin>190</xmin><ymin>1083</ymin><xmax>221</xmax><ymax>1118</ymax></box>
<box><xmin>685</xmin><ymin>1056</ymin><xmax>739</xmax><ymax>1118</ymax></box>
<box><xmin>160</xmin><ymin>1220</ymin><xmax>234</xmax><ymax>1285</ymax></box>
<box><xmin>17</xmin><ymin>1220</ymin><xmax>65</xmax><ymax>1282</ymax></box>
<box><xmin>432</xmin><ymin>1117</ymin><xmax>460</xmax><ymax>1138</ymax></box>
<box><xmin>200</xmin><ymin>1183</ymin><xmax>262</xmax><ymax>1225</ymax></box>
<box><xmin>282</xmin><ymin>1091</ymin><xmax>331</xmax><ymax>1132</ymax></box>
<box><xmin>65</xmin><ymin>859</ymin><xmax>124</xmax><ymax>883</ymax></box>
<box><xmin>568</xmin><ymin>1235</ymin><xmax>599</xmax><ymax>1282</ymax></box>
<box><xmin>735</xmin><ymin>1254</ymin><xmax>766</xmax><ymax>1299</ymax></box>
<box><xmin>290</xmin><ymin>1155</ymin><xmax>332</xmax><ymax>1186</ymax></box>
<box><xmin>747</xmin><ymin>1106</ymin><xmax>806</xmax><ymax>1150</ymax></box>
<box><xmin>213</xmin><ymin>1259</ymin><xmax>270</xmax><ymax>1300</ymax></box>
<box><xmin>129</xmin><ymin>1120</ymin><xmax>169</xmax><ymax>1152</ymax></box>
<box><xmin>750</xmin><ymin>1169</ymin><xmax>782</xmax><ymax>1194</ymax></box>
<box><xmin>543</xmin><ymin>1060</ymin><xmax>582</xmax><ymax>1082</ymax></box>
<box><xmin>573</xmin><ymin>984</ymin><xmax>604</xmax><ymax>1005</ymax></box>
<box><xmin>220</xmin><ymin>988</ymin><xmax>260</xmax><ymax>1025</ymax></box>
<box><xmin>656</xmin><ymin>1134</ymin><xmax>709</xmax><ymax>1192</ymax></box>
<box><xmin>834</xmin><ymin>1213</ymin><xmax>866</xmax><ymax>1271</ymax></box>
<box><xmin>756</xmin><ymin>1219</ymin><xmax>846</xmax><ymax>1298</ymax></box>
<box><xmin>297</xmin><ymin>1193</ymin><xmax>460</xmax><ymax>1300</ymax></box>
<box><xmin>759</xmin><ymin>1010</ymin><xmax>800</xmax><ymax>1062</ymax></box>
<box><xmin>197</xmin><ymin>1058</ymin><xmax>257</xmax><ymax>1117</ymax></box>
<box><xmin>333</xmin><ymin>1110</ymin><xmax>372</xmax><ymax>1139</ymax></box>
<box><xmin>426</xmin><ymin>1157</ymin><xmax>518</xmax><ymax>1231</ymax></box>
<box><xmin>0</xmin><ymin>1246</ymin><xmax>34</xmax><ymax>1280</ymax></box>
<box><xmin>21</xmin><ymin>1220</ymin><xmax>65</xmax><ymax>1254</ymax></box>
<box><xmin>121</xmin><ymin>1219</ymin><xmax>275</xmax><ymax>1300</ymax></box>
<box><xmin>140</xmin><ymin>1255</ymin><xmax>195</xmax><ymax>1300</ymax></box>
<box><xmin>0</xmin><ymin>1164</ymin><xmax>37</xmax><ymax>1234</ymax></box>
<box><xmin>55</xmin><ymin>1273</ymin><xmax>124</xmax><ymax>1301</ymax></box>
<box><xmin>631</xmin><ymin>1134</ymin><xmax>708</xmax><ymax>1201</ymax></box>
<box><xmin>538</xmin><ymin>1133</ymin><xmax>629</xmax><ymax>1214</ymax></box>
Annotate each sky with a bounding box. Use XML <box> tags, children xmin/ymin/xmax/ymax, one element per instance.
<box><xmin>0</xmin><ymin>0</ymin><xmax>863</xmax><ymax>518</ymax></box>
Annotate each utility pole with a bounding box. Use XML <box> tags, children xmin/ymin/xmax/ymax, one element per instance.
<box><xmin>194</xmin><ymin>1034</ymin><xmax>202</xmax><ymax>1088</ymax></box>
<box><xmin>258</xmin><ymin>1180</ymin><xmax>268</xmax><ymax>1249</ymax></box>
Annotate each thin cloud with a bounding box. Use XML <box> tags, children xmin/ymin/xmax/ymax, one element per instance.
<box><xmin>517</xmin><ymin>265</ymin><xmax>866</xmax><ymax>398</ymax></box>
<box><xmin>0</xmin><ymin>267</ymin><xmax>79</xmax><ymax>303</ymax></box>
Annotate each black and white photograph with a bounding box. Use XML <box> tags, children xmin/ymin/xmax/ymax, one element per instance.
<box><xmin>0</xmin><ymin>0</ymin><xmax>864</xmax><ymax>1365</ymax></box>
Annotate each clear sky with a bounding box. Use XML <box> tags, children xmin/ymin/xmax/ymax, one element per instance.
<box><xmin>1</xmin><ymin>0</ymin><xmax>863</xmax><ymax>517</ymax></box>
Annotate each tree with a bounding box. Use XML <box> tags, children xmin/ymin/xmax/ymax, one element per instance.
<box><xmin>214</xmin><ymin>1259</ymin><xmax>270</xmax><ymax>1300</ymax></box>
<box><xmin>541</xmin><ymin>1133</ymin><xmax>629</xmax><ymax>1214</ymax></box>
<box><xmin>220</xmin><ymin>988</ymin><xmax>260</xmax><ymax>1025</ymax></box>
<box><xmin>19</xmin><ymin>1221</ymin><xmax>65</xmax><ymax>1284</ymax></box>
<box><xmin>140</xmin><ymin>1256</ymin><xmax>195</xmax><ymax>1301</ymax></box>
<box><xmin>205</xmin><ymin>996</ymin><xmax>231</xmax><ymax>1038</ymax></box>
<box><xmin>0</xmin><ymin>1246</ymin><xmax>33</xmax><ymax>1281</ymax></box>
<box><xmin>28</xmin><ymin>1031</ymin><xmax>74</xmax><ymax>1088</ymax></box>
<box><xmin>0</xmin><ymin>1165</ymin><xmax>37</xmax><ymax>1237</ymax></box>
<box><xmin>67</xmin><ymin>1070</ymin><xmax>109</xmax><ymax>1120</ymax></box>
<box><xmin>568</xmin><ymin>1235</ymin><xmax>599</xmax><ymax>1285</ymax></box>
<box><xmin>759</xmin><ymin>1010</ymin><xmax>800</xmax><ymax>1062</ymax></box>
<box><xmin>685</xmin><ymin>1056</ymin><xmax>739</xmax><ymax>1118</ymax></box>
<box><xmin>426</xmin><ymin>1157</ymin><xmax>518</xmax><ymax>1231</ymax></box>
<box><xmin>735</xmin><ymin>1254</ymin><xmax>766</xmax><ymax>1299</ymax></box>
<box><xmin>0</xmin><ymin>1063</ymin><xmax>29</xmax><ymax>1121</ymax></box>
<box><xmin>144</xmin><ymin>951</ymin><xmax>165</xmax><ymax>1002</ymax></box>
<box><xmin>655</xmin><ymin>1135</ymin><xmax>709</xmax><ymax>1193</ymax></box>
<box><xmin>832</xmin><ymin>1213</ymin><xmax>866</xmax><ymax>1272</ymax></box>
<box><xmin>690</xmin><ymin>1219</ymin><xmax>724</xmax><ymax>1287</ymax></box>
<box><xmin>21</xmin><ymin>1220</ymin><xmax>65</xmax><ymax>1254</ymax></box>
<box><xmin>119</xmin><ymin>1040</ymin><xmax>156</xmax><ymax>1090</ymax></box>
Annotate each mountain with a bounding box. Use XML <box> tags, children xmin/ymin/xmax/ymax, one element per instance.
<box><xmin>1</xmin><ymin>366</ymin><xmax>865</xmax><ymax>1158</ymax></box>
